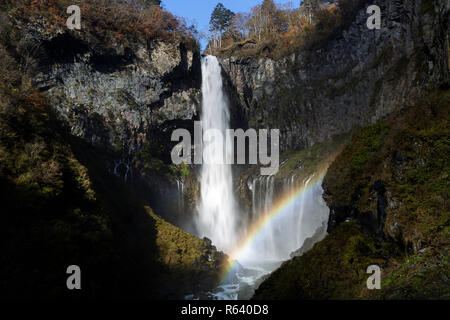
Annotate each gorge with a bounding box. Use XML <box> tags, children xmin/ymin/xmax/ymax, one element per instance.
<box><xmin>0</xmin><ymin>0</ymin><xmax>448</xmax><ymax>300</ymax></box>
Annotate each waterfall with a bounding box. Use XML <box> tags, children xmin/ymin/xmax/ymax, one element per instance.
<box><xmin>195</xmin><ymin>56</ymin><xmax>328</xmax><ymax>268</ymax></box>
<box><xmin>193</xmin><ymin>56</ymin><xmax>330</xmax><ymax>300</ymax></box>
<box><xmin>176</xmin><ymin>179</ymin><xmax>185</xmax><ymax>213</ymax></box>
<box><xmin>196</xmin><ymin>56</ymin><xmax>237</xmax><ymax>252</ymax></box>
<box><xmin>241</xmin><ymin>174</ymin><xmax>329</xmax><ymax>267</ymax></box>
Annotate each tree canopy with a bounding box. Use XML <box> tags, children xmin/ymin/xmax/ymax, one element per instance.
<box><xmin>206</xmin><ymin>0</ymin><xmax>366</xmax><ymax>58</ymax></box>
<box><xmin>210</xmin><ymin>3</ymin><xmax>235</xmax><ymax>34</ymax></box>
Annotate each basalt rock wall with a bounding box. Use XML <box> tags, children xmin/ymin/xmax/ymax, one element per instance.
<box><xmin>17</xmin><ymin>14</ymin><xmax>203</xmax><ymax>224</ymax></box>
<box><xmin>219</xmin><ymin>0</ymin><xmax>449</xmax><ymax>152</ymax></box>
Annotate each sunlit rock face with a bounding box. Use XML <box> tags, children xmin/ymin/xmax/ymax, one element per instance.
<box><xmin>218</xmin><ymin>0</ymin><xmax>449</xmax><ymax>152</ymax></box>
<box><xmin>14</xmin><ymin>16</ymin><xmax>203</xmax><ymax>226</ymax></box>
<box><xmin>32</xmin><ymin>35</ymin><xmax>201</xmax><ymax>153</ymax></box>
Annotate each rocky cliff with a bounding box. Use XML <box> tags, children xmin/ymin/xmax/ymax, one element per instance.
<box><xmin>229</xmin><ymin>0</ymin><xmax>448</xmax><ymax>261</ymax></box>
<box><xmin>219</xmin><ymin>0</ymin><xmax>449</xmax><ymax>152</ymax></box>
<box><xmin>11</xmin><ymin>9</ymin><xmax>204</xmax><ymax>225</ymax></box>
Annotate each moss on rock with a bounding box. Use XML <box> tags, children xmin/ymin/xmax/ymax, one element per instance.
<box><xmin>253</xmin><ymin>222</ymin><xmax>390</xmax><ymax>300</ymax></box>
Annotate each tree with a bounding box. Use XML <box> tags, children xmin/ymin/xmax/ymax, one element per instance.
<box><xmin>300</xmin><ymin>0</ymin><xmax>320</xmax><ymax>23</ymax></box>
<box><xmin>300</xmin><ymin>0</ymin><xmax>338</xmax><ymax>24</ymax></box>
<box><xmin>231</xmin><ymin>12</ymin><xmax>251</xmax><ymax>39</ymax></box>
<box><xmin>209</xmin><ymin>3</ymin><xmax>235</xmax><ymax>47</ymax></box>
<box><xmin>261</xmin><ymin>0</ymin><xmax>277</xmax><ymax>35</ymax></box>
<box><xmin>248</xmin><ymin>5</ymin><xmax>263</xmax><ymax>41</ymax></box>
<box><xmin>247</xmin><ymin>0</ymin><xmax>286</xmax><ymax>41</ymax></box>
<box><xmin>261</xmin><ymin>0</ymin><xmax>277</xmax><ymax>14</ymax></box>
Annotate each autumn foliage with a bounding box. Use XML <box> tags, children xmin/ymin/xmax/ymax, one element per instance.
<box><xmin>209</xmin><ymin>0</ymin><xmax>366</xmax><ymax>59</ymax></box>
<box><xmin>4</xmin><ymin>0</ymin><xmax>197</xmax><ymax>47</ymax></box>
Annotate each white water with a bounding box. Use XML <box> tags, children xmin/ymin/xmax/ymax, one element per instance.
<box><xmin>176</xmin><ymin>179</ymin><xmax>185</xmax><ymax>213</ymax></box>
<box><xmin>211</xmin><ymin>175</ymin><xmax>329</xmax><ymax>300</ymax></box>
<box><xmin>239</xmin><ymin>175</ymin><xmax>329</xmax><ymax>267</ymax></box>
<box><xmin>194</xmin><ymin>55</ymin><xmax>329</xmax><ymax>300</ymax></box>
<box><xmin>196</xmin><ymin>56</ymin><xmax>237</xmax><ymax>252</ymax></box>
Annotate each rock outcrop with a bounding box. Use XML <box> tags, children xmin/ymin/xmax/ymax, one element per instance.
<box><xmin>26</xmin><ymin>24</ymin><xmax>202</xmax><ymax>153</ymax></box>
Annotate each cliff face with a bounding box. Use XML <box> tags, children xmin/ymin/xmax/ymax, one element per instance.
<box><xmin>219</xmin><ymin>0</ymin><xmax>449</xmax><ymax>152</ymax></box>
<box><xmin>33</xmin><ymin>35</ymin><xmax>201</xmax><ymax>152</ymax></box>
<box><xmin>15</xmin><ymin>14</ymin><xmax>203</xmax><ymax>224</ymax></box>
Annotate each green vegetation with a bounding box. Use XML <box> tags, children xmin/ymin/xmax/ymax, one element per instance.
<box><xmin>253</xmin><ymin>222</ymin><xmax>391</xmax><ymax>299</ymax></box>
<box><xmin>170</xmin><ymin>162</ymin><xmax>191</xmax><ymax>180</ymax></box>
<box><xmin>377</xmin><ymin>248</ymin><xmax>449</xmax><ymax>299</ymax></box>
<box><xmin>275</xmin><ymin>132</ymin><xmax>351</xmax><ymax>180</ymax></box>
<box><xmin>149</xmin><ymin>206</ymin><xmax>227</xmax><ymax>296</ymax></box>
<box><xmin>323</xmin><ymin>121</ymin><xmax>389</xmax><ymax>206</ymax></box>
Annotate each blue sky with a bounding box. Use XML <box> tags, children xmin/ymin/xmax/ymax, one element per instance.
<box><xmin>162</xmin><ymin>0</ymin><xmax>300</xmax><ymax>49</ymax></box>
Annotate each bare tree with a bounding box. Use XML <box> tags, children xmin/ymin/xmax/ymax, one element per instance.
<box><xmin>248</xmin><ymin>5</ymin><xmax>264</xmax><ymax>41</ymax></box>
<box><xmin>231</xmin><ymin>12</ymin><xmax>251</xmax><ymax>39</ymax></box>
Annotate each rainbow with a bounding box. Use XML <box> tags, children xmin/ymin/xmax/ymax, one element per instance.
<box><xmin>220</xmin><ymin>166</ymin><xmax>330</xmax><ymax>284</ymax></box>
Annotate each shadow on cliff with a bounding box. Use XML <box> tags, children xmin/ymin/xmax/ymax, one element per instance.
<box><xmin>69</xmin><ymin>136</ymin><xmax>222</xmax><ymax>299</ymax></box>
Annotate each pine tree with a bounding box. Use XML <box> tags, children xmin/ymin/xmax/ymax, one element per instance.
<box><xmin>210</xmin><ymin>3</ymin><xmax>235</xmax><ymax>47</ymax></box>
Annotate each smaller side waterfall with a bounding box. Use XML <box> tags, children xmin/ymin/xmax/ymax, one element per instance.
<box><xmin>210</xmin><ymin>173</ymin><xmax>330</xmax><ymax>300</ymax></box>
<box><xmin>241</xmin><ymin>174</ymin><xmax>329</xmax><ymax>266</ymax></box>
<box><xmin>176</xmin><ymin>179</ymin><xmax>185</xmax><ymax>213</ymax></box>
<box><xmin>249</xmin><ymin>176</ymin><xmax>275</xmax><ymax>219</ymax></box>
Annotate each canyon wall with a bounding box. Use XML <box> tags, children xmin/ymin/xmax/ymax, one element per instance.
<box><xmin>16</xmin><ymin>14</ymin><xmax>203</xmax><ymax>225</ymax></box>
<box><xmin>219</xmin><ymin>0</ymin><xmax>449</xmax><ymax>152</ymax></box>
